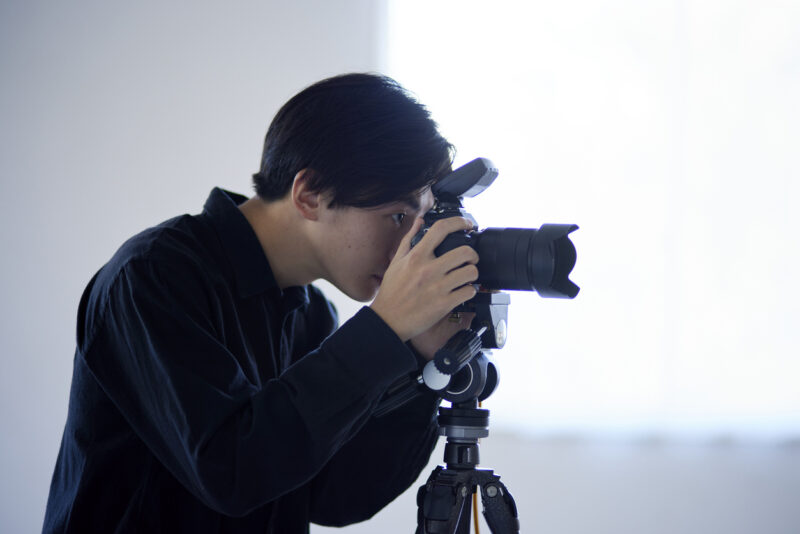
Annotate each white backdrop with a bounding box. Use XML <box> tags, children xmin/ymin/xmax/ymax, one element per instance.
<box><xmin>384</xmin><ymin>0</ymin><xmax>800</xmax><ymax>437</ymax></box>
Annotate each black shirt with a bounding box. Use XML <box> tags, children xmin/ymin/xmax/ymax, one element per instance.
<box><xmin>43</xmin><ymin>188</ymin><xmax>440</xmax><ymax>533</ymax></box>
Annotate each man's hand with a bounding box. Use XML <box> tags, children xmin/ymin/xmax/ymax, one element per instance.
<box><xmin>370</xmin><ymin>216</ymin><xmax>479</xmax><ymax>343</ymax></box>
<box><xmin>409</xmin><ymin>311</ymin><xmax>477</xmax><ymax>361</ymax></box>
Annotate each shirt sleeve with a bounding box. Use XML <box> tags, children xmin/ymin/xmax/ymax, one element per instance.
<box><xmin>80</xmin><ymin>256</ymin><xmax>418</xmax><ymax>517</ymax></box>
<box><xmin>308</xmin><ymin>387</ymin><xmax>440</xmax><ymax>526</ymax></box>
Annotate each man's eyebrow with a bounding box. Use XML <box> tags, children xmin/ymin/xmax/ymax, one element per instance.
<box><xmin>402</xmin><ymin>197</ymin><xmax>421</xmax><ymax>212</ymax></box>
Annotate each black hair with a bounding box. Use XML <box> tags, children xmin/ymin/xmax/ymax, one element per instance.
<box><xmin>252</xmin><ymin>73</ymin><xmax>454</xmax><ymax>208</ymax></box>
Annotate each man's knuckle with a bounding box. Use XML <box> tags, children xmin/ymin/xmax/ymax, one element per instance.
<box><xmin>432</xmin><ymin>219</ymin><xmax>449</xmax><ymax>231</ymax></box>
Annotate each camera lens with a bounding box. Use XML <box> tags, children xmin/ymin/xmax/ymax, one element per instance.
<box><xmin>436</xmin><ymin>224</ymin><xmax>579</xmax><ymax>298</ymax></box>
<box><xmin>474</xmin><ymin>224</ymin><xmax>578</xmax><ymax>297</ymax></box>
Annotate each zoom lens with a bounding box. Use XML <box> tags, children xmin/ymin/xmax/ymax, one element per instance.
<box><xmin>435</xmin><ymin>224</ymin><xmax>579</xmax><ymax>298</ymax></box>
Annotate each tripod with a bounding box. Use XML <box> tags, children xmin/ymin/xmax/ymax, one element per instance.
<box><xmin>418</xmin><ymin>294</ymin><xmax>520</xmax><ymax>533</ymax></box>
<box><xmin>415</xmin><ymin>398</ymin><xmax>519</xmax><ymax>534</ymax></box>
<box><xmin>376</xmin><ymin>293</ymin><xmax>520</xmax><ymax>533</ymax></box>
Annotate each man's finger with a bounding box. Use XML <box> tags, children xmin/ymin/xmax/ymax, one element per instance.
<box><xmin>415</xmin><ymin>217</ymin><xmax>473</xmax><ymax>256</ymax></box>
<box><xmin>449</xmin><ymin>284</ymin><xmax>478</xmax><ymax>308</ymax></box>
<box><xmin>444</xmin><ymin>264</ymin><xmax>479</xmax><ymax>292</ymax></box>
<box><xmin>395</xmin><ymin>217</ymin><xmax>425</xmax><ymax>259</ymax></box>
<box><xmin>435</xmin><ymin>245</ymin><xmax>480</xmax><ymax>274</ymax></box>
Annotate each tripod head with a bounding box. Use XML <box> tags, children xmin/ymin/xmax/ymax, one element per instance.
<box><xmin>373</xmin><ymin>290</ymin><xmax>508</xmax><ymax>417</ymax></box>
<box><xmin>420</xmin><ymin>290</ymin><xmax>509</xmax><ymax>404</ymax></box>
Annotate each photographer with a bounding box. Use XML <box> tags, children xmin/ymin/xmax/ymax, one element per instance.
<box><xmin>43</xmin><ymin>73</ymin><xmax>479</xmax><ymax>533</ymax></box>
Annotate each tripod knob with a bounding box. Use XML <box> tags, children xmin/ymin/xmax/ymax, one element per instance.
<box><xmin>433</xmin><ymin>328</ymin><xmax>484</xmax><ymax>375</ymax></box>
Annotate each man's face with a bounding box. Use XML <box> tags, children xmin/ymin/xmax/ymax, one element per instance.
<box><xmin>312</xmin><ymin>188</ymin><xmax>435</xmax><ymax>302</ymax></box>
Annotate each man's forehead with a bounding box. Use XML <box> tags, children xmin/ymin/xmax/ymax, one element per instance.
<box><xmin>420</xmin><ymin>188</ymin><xmax>435</xmax><ymax>211</ymax></box>
<box><xmin>379</xmin><ymin>187</ymin><xmax>434</xmax><ymax>213</ymax></box>
<box><xmin>408</xmin><ymin>187</ymin><xmax>434</xmax><ymax>212</ymax></box>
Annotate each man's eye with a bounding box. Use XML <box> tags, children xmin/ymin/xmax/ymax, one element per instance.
<box><xmin>391</xmin><ymin>213</ymin><xmax>406</xmax><ymax>225</ymax></box>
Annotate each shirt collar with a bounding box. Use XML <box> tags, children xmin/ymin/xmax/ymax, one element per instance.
<box><xmin>201</xmin><ymin>187</ymin><xmax>309</xmax><ymax>308</ymax></box>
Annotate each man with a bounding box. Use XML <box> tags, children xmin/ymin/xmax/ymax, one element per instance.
<box><xmin>43</xmin><ymin>73</ymin><xmax>479</xmax><ymax>532</ymax></box>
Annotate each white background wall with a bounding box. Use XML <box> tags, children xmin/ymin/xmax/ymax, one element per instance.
<box><xmin>0</xmin><ymin>1</ymin><xmax>382</xmax><ymax>531</ymax></box>
<box><xmin>383</xmin><ymin>0</ymin><xmax>800</xmax><ymax>438</ymax></box>
<box><xmin>2</xmin><ymin>1</ymin><xmax>799</xmax><ymax>533</ymax></box>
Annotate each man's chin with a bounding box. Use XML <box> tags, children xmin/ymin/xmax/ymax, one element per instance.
<box><xmin>350</xmin><ymin>293</ymin><xmax>377</xmax><ymax>304</ymax></box>
<box><xmin>342</xmin><ymin>281</ymin><xmax>379</xmax><ymax>303</ymax></box>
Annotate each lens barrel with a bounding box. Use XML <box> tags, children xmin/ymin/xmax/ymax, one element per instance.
<box><xmin>435</xmin><ymin>224</ymin><xmax>579</xmax><ymax>298</ymax></box>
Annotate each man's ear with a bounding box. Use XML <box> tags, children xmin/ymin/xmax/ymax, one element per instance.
<box><xmin>291</xmin><ymin>169</ymin><xmax>324</xmax><ymax>221</ymax></box>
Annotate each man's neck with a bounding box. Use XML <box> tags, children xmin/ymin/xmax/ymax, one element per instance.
<box><xmin>238</xmin><ymin>196</ymin><xmax>319</xmax><ymax>289</ymax></box>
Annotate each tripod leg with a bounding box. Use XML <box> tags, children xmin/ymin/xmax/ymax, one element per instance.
<box><xmin>480</xmin><ymin>478</ymin><xmax>520</xmax><ymax>533</ymax></box>
<box><xmin>416</xmin><ymin>467</ymin><xmax>472</xmax><ymax>534</ymax></box>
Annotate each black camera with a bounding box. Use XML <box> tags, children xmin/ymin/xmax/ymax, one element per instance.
<box><xmin>412</xmin><ymin>157</ymin><xmax>579</xmax><ymax>298</ymax></box>
<box><xmin>375</xmin><ymin>158</ymin><xmax>580</xmax><ymax>414</ymax></box>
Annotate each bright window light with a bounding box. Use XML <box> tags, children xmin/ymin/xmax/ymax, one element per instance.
<box><xmin>381</xmin><ymin>0</ymin><xmax>800</xmax><ymax>437</ymax></box>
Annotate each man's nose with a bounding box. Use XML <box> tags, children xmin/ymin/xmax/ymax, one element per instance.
<box><xmin>387</xmin><ymin>237</ymin><xmax>404</xmax><ymax>263</ymax></box>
